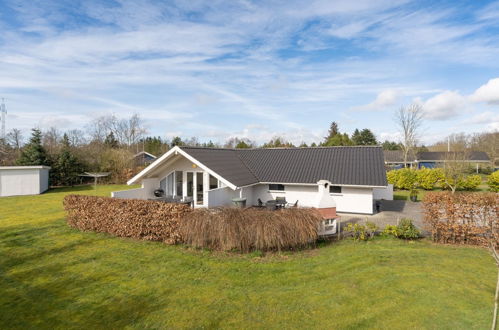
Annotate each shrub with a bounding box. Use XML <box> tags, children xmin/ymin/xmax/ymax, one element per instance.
<box><xmin>387</xmin><ymin>170</ymin><xmax>401</xmax><ymax>187</ymax></box>
<box><xmin>461</xmin><ymin>175</ymin><xmax>482</xmax><ymax>191</ymax></box>
<box><xmin>488</xmin><ymin>171</ymin><xmax>499</xmax><ymax>192</ymax></box>
<box><xmin>63</xmin><ymin>195</ymin><xmax>191</xmax><ymax>244</ymax></box>
<box><xmin>422</xmin><ymin>192</ymin><xmax>499</xmax><ymax>246</ymax></box>
<box><xmin>382</xmin><ymin>225</ymin><xmax>398</xmax><ymax>237</ymax></box>
<box><xmin>396</xmin><ymin>168</ymin><xmax>418</xmax><ymax>190</ymax></box>
<box><xmin>345</xmin><ymin>222</ymin><xmax>378</xmax><ymax>241</ymax></box>
<box><xmin>396</xmin><ymin>218</ymin><xmax>421</xmax><ymax>239</ymax></box>
<box><xmin>179</xmin><ymin>208</ymin><xmax>322</xmax><ymax>252</ymax></box>
<box><xmin>416</xmin><ymin>168</ymin><xmax>445</xmax><ymax>190</ymax></box>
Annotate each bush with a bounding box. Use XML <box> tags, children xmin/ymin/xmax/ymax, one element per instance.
<box><xmin>461</xmin><ymin>175</ymin><xmax>482</xmax><ymax>191</ymax></box>
<box><xmin>396</xmin><ymin>218</ymin><xmax>421</xmax><ymax>239</ymax></box>
<box><xmin>179</xmin><ymin>208</ymin><xmax>323</xmax><ymax>252</ymax></box>
<box><xmin>488</xmin><ymin>171</ymin><xmax>499</xmax><ymax>192</ymax></box>
<box><xmin>63</xmin><ymin>195</ymin><xmax>191</xmax><ymax>244</ymax></box>
<box><xmin>345</xmin><ymin>222</ymin><xmax>378</xmax><ymax>241</ymax></box>
<box><xmin>416</xmin><ymin>168</ymin><xmax>444</xmax><ymax>190</ymax></box>
<box><xmin>382</xmin><ymin>225</ymin><xmax>398</xmax><ymax>237</ymax></box>
<box><xmin>422</xmin><ymin>192</ymin><xmax>499</xmax><ymax>246</ymax></box>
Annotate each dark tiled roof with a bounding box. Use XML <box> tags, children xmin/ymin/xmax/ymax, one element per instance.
<box><xmin>417</xmin><ymin>151</ymin><xmax>490</xmax><ymax>161</ymax></box>
<box><xmin>383</xmin><ymin>150</ymin><xmax>416</xmax><ymax>163</ymax></box>
<box><xmin>180</xmin><ymin>146</ymin><xmax>387</xmax><ymax>187</ymax></box>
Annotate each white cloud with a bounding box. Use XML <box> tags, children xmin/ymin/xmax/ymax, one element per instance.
<box><xmin>422</xmin><ymin>90</ymin><xmax>467</xmax><ymax>120</ymax></box>
<box><xmin>352</xmin><ymin>89</ymin><xmax>402</xmax><ymax>111</ymax></box>
<box><xmin>469</xmin><ymin>78</ymin><xmax>499</xmax><ymax>104</ymax></box>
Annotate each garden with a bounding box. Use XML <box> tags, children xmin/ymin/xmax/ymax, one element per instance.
<box><xmin>1</xmin><ymin>184</ymin><xmax>498</xmax><ymax>328</ymax></box>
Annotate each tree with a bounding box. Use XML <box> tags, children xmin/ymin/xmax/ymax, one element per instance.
<box><xmin>6</xmin><ymin>128</ymin><xmax>23</xmax><ymax>150</ymax></box>
<box><xmin>325</xmin><ymin>122</ymin><xmax>339</xmax><ymax>140</ymax></box>
<box><xmin>394</xmin><ymin>104</ymin><xmax>424</xmax><ymax>164</ymax></box>
<box><xmin>382</xmin><ymin>140</ymin><xmax>401</xmax><ymax>150</ymax></box>
<box><xmin>53</xmin><ymin>134</ymin><xmax>84</xmax><ymax>186</ymax></box>
<box><xmin>170</xmin><ymin>136</ymin><xmax>184</xmax><ymax>147</ymax></box>
<box><xmin>142</xmin><ymin>136</ymin><xmax>168</xmax><ymax>155</ymax></box>
<box><xmin>352</xmin><ymin>128</ymin><xmax>377</xmax><ymax>145</ymax></box>
<box><xmin>262</xmin><ymin>137</ymin><xmax>294</xmax><ymax>148</ymax></box>
<box><xmin>17</xmin><ymin>128</ymin><xmax>50</xmax><ymax>166</ymax></box>
<box><xmin>225</xmin><ymin>137</ymin><xmax>255</xmax><ymax>149</ymax></box>
<box><xmin>323</xmin><ymin>133</ymin><xmax>352</xmax><ymax>146</ymax></box>
<box><xmin>104</xmin><ymin>132</ymin><xmax>119</xmax><ymax>148</ymax></box>
<box><xmin>441</xmin><ymin>151</ymin><xmax>471</xmax><ymax>194</ymax></box>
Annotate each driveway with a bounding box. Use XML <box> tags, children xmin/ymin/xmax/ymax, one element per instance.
<box><xmin>337</xmin><ymin>200</ymin><xmax>425</xmax><ymax>231</ymax></box>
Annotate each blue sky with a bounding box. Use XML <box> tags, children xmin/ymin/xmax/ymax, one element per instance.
<box><xmin>0</xmin><ymin>0</ymin><xmax>498</xmax><ymax>145</ymax></box>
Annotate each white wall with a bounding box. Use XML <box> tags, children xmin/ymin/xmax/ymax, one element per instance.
<box><xmin>207</xmin><ymin>186</ymin><xmax>240</xmax><ymax>207</ymax></box>
<box><xmin>330</xmin><ymin>187</ymin><xmax>374</xmax><ymax>214</ymax></box>
<box><xmin>373</xmin><ymin>184</ymin><xmax>393</xmax><ymax>200</ymax></box>
<box><xmin>112</xmin><ymin>188</ymin><xmax>146</xmax><ymax>199</ymax></box>
<box><xmin>0</xmin><ymin>167</ymin><xmax>50</xmax><ymax>197</ymax></box>
<box><xmin>252</xmin><ymin>184</ymin><xmax>318</xmax><ymax>207</ymax></box>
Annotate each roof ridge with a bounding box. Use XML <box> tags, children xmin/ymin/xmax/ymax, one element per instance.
<box><xmin>233</xmin><ymin>149</ymin><xmax>260</xmax><ymax>183</ymax></box>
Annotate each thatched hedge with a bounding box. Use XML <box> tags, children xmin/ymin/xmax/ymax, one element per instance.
<box><xmin>63</xmin><ymin>195</ymin><xmax>191</xmax><ymax>244</ymax></box>
<box><xmin>179</xmin><ymin>208</ymin><xmax>323</xmax><ymax>252</ymax></box>
<box><xmin>422</xmin><ymin>192</ymin><xmax>499</xmax><ymax>246</ymax></box>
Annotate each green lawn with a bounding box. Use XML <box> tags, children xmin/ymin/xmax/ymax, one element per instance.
<box><xmin>0</xmin><ymin>185</ymin><xmax>496</xmax><ymax>329</ymax></box>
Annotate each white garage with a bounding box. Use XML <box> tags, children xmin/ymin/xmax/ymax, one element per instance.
<box><xmin>0</xmin><ymin>166</ymin><xmax>51</xmax><ymax>197</ymax></box>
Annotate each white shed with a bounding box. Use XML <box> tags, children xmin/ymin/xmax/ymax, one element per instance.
<box><xmin>0</xmin><ymin>166</ymin><xmax>51</xmax><ymax>197</ymax></box>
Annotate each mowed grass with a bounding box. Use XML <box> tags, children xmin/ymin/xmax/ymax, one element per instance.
<box><xmin>0</xmin><ymin>185</ymin><xmax>496</xmax><ymax>329</ymax></box>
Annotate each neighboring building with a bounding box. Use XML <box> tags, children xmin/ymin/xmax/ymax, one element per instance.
<box><xmin>113</xmin><ymin>146</ymin><xmax>390</xmax><ymax>215</ymax></box>
<box><xmin>383</xmin><ymin>150</ymin><xmax>416</xmax><ymax>169</ymax></box>
<box><xmin>416</xmin><ymin>151</ymin><xmax>491</xmax><ymax>170</ymax></box>
<box><xmin>0</xmin><ymin>166</ymin><xmax>50</xmax><ymax>197</ymax></box>
<box><xmin>384</xmin><ymin>150</ymin><xmax>492</xmax><ymax>171</ymax></box>
<box><xmin>133</xmin><ymin>151</ymin><xmax>157</xmax><ymax>167</ymax></box>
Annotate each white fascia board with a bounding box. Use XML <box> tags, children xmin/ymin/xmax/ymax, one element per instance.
<box><xmin>127</xmin><ymin>147</ymin><xmax>180</xmax><ymax>185</ymax></box>
<box><xmin>178</xmin><ymin>149</ymin><xmax>237</xmax><ymax>190</ymax></box>
<box><xmin>0</xmin><ymin>166</ymin><xmax>51</xmax><ymax>170</ymax></box>
<box><xmin>127</xmin><ymin>146</ymin><xmax>238</xmax><ymax>190</ymax></box>
<box><xmin>259</xmin><ymin>181</ymin><xmax>386</xmax><ymax>188</ymax></box>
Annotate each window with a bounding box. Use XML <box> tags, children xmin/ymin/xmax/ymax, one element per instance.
<box><xmin>209</xmin><ymin>174</ymin><xmax>219</xmax><ymax>190</ymax></box>
<box><xmin>175</xmin><ymin>171</ymin><xmax>183</xmax><ymax>196</ymax></box>
<box><xmin>329</xmin><ymin>186</ymin><xmax>342</xmax><ymax>194</ymax></box>
<box><xmin>269</xmin><ymin>184</ymin><xmax>285</xmax><ymax>191</ymax></box>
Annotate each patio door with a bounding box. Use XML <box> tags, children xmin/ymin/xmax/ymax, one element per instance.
<box><xmin>186</xmin><ymin>171</ymin><xmax>204</xmax><ymax>206</ymax></box>
<box><xmin>196</xmin><ymin>172</ymin><xmax>204</xmax><ymax>205</ymax></box>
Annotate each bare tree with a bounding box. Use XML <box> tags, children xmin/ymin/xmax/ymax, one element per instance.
<box><xmin>6</xmin><ymin>128</ymin><xmax>23</xmax><ymax>150</ymax></box>
<box><xmin>394</xmin><ymin>104</ymin><xmax>424</xmax><ymax>165</ymax></box>
<box><xmin>441</xmin><ymin>150</ymin><xmax>471</xmax><ymax>194</ymax></box>
<box><xmin>66</xmin><ymin>129</ymin><xmax>87</xmax><ymax>147</ymax></box>
<box><xmin>87</xmin><ymin>114</ymin><xmax>146</xmax><ymax>150</ymax></box>
<box><xmin>42</xmin><ymin>127</ymin><xmax>61</xmax><ymax>156</ymax></box>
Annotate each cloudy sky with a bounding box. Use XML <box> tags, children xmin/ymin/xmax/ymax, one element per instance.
<box><xmin>1</xmin><ymin>0</ymin><xmax>499</xmax><ymax>145</ymax></box>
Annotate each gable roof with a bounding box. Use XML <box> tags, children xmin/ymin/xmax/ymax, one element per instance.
<box><xmin>180</xmin><ymin>146</ymin><xmax>387</xmax><ymax>187</ymax></box>
<box><xmin>417</xmin><ymin>151</ymin><xmax>490</xmax><ymax>162</ymax></box>
<box><xmin>383</xmin><ymin>150</ymin><xmax>416</xmax><ymax>163</ymax></box>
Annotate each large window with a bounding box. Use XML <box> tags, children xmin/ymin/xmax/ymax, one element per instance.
<box><xmin>268</xmin><ymin>184</ymin><xmax>285</xmax><ymax>191</ymax></box>
<box><xmin>161</xmin><ymin>171</ymin><xmax>183</xmax><ymax>197</ymax></box>
<box><xmin>187</xmin><ymin>172</ymin><xmax>194</xmax><ymax>198</ymax></box>
<box><xmin>196</xmin><ymin>172</ymin><xmax>204</xmax><ymax>204</ymax></box>
<box><xmin>329</xmin><ymin>186</ymin><xmax>342</xmax><ymax>194</ymax></box>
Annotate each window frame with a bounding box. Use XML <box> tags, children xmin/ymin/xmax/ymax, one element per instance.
<box><xmin>329</xmin><ymin>185</ymin><xmax>342</xmax><ymax>194</ymax></box>
<box><xmin>268</xmin><ymin>184</ymin><xmax>285</xmax><ymax>192</ymax></box>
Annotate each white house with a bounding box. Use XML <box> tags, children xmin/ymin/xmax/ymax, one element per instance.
<box><xmin>113</xmin><ymin>146</ymin><xmax>390</xmax><ymax>215</ymax></box>
<box><xmin>0</xmin><ymin>166</ymin><xmax>50</xmax><ymax>197</ymax></box>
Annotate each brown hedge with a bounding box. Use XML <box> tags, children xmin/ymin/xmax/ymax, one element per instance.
<box><xmin>63</xmin><ymin>195</ymin><xmax>191</xmax><ymax>244</ymax></box>
<box><xmin>422</xmin><ymin>192</ymin><xmax>499</xmax><ymax>246</ymax></box>
<box><xmin>179</xmin><ymin>207</ymin><xmax>323</xmax><ymax>252</ymax></box>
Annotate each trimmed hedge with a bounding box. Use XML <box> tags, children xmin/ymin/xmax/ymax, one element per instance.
<box><xmin>63</xmin><ymin>195</ymin><xmax>191</xmax><ymax>244</ymax></box>
<box><xmin>422</xmin><ymin>192</ymin><xmax>499</xmax><ymax>246</ymax></box>
<box><xmin>179</xmin><ymin>208</ymin><xmax>323</xmax><ymax>252</ymax></box>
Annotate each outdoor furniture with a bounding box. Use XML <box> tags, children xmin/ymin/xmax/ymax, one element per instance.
<box><xmin>257</xmin><ymin>198</ymin><xmax>264</xmax><ymax>207</ymax></box>
<box><xmin>286</xmin><ymin>200</ymin><xmax>298</xmax><ymax>208</ymax></box>
<box><xmin>232</xmin><ymin>197</ymin><xmax>247</xmax><ymax>208</ymax></box>
<box><xmin>265</xmin><ymin>200</ymin><xmax>277</xmax><ymax>210</ymax></box>
<box><xmin>275</xmin><ymin>197</ymin><xmax>287</xmax><ymax>208</ymax></box>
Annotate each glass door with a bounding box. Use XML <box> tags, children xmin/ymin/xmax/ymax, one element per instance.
<box><xmin>196</xmin><ymin>172</ymin><xmax>204</xmax><ymax>205</ymax></box>
<box><xmin>187</xmin><ymin>172</ymin><xmax>194</xmax><ymax>199</ymax></box>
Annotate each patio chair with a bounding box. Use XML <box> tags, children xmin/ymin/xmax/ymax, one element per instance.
<box><xmin>286</xmin><ymin>200</ymin><xmax>298</xmax><ymax>208</ymax></box>
<box><xmin>275</xmin><ymin>197</ymin><xmax>287</xmax><ymax>208</ymax></box>
<box><xmin>265</xmin><ymin>200</ymin><xmax>277</xmax><ymax>211</ymax></box>
<box><xmin>256</xmin><ymin>198</ymin><xmax>264</xmax><ymax>207</ymax></box>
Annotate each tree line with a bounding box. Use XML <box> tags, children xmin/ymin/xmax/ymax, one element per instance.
<box><xmin>0</xmin><ymin>109</ymin><xmax>496</xmax><ymax>186</ymax></box>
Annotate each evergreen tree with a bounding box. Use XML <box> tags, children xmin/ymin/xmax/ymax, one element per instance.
<box><xmin>323</xmin><ymin>133</ymin><xmax>353</xmax><ymax>146</ymax></box>
<box><xmin>104</xmin><ymin>132</ymin><xmax>119</xmax><ymax>148</ymax></box>
<box><xmin>325</xmin><ymin>122</ymin><xmax>339</xmax><ymax>141</ymax></box>
<box><xmin>262</xmin><ymin>137</ymin><xmax>294</xmax><ymax>148</ymax></box>
<box><xmin>359</xmin><ymin>129</ymin><xmax>377</xmax><ymax>145</ymax></box>
<box><xmin>16</xmin><ymin>128</ymin><xmax>50</xmax><ymax>166</ymax></box>
<box><xmin>299</xmin><ymin>142</ymin><xmax>308</xmax><ymax>148</ymax></box>
<box><xmin>53</xmin><ymin>134</ymin><xmax>83</xmax><ymax>186</ymax></box>
<box><xmin>235</xmin><ymin>140</ymin><xmax>251</xmax><ymax>148</ymax></box>
<box><xmin>351</xmin><ymin>129</ymin><xmax>362</xmax><ymax>145</ymax></box>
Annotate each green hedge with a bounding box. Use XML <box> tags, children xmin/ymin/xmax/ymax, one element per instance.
<box><xmin>387</xmin><ymin>168</ymin><xmax>484</xmax><ymax>191</ymax></box>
